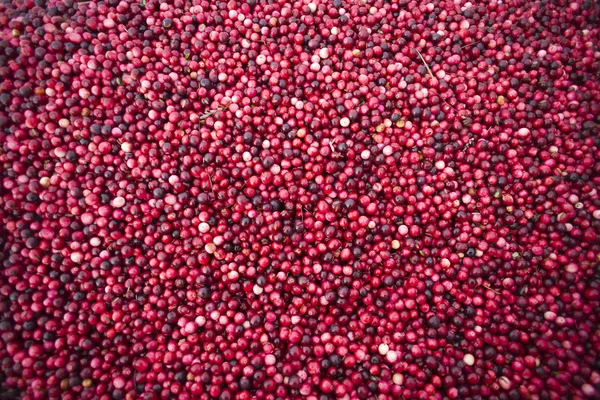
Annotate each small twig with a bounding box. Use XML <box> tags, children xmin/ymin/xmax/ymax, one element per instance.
<box><xmin>207</xmin><ymin>174</ymin><xmax>215</xmax><ymax>197</ymax></box>
<box><xmin>482</xmin><ymin>284</ymin><xmax>501</xmax><ymax>295</ymax></box>
<box><xmin>221</xmin><ymin>202</ymin><xmax>235</xmax><ymax>213</ymax></box>
<box><xmin>297</xmin><ymin>205</ymin><xmax>306</xmax><ymax>223</ymax></box>
<box><xmin>460</xmin><ymin>41</ymin><xmax>481</xmax><ymax>49</ymax></box>
<box><xmin>416</xmin><ymin>49</ymin><xmax>434</xmax><ymax>80</ymax></box>
<box><xmin>198</xmin><ymin>104</ymin><xmax>230</xmax><ymax>124</ymax></box>
<box><xmin>416</xmin><ymin>49</ymin><xmax>460</xmax><ymax>114</ymax></box>
<box><xmin>199</xmin><ymin>108</ymin><xmax>219</xmax><ymax>121</ymax></box>
<box><xmin>415</xmin><ymin>49</ymin><xmax>472</xmax><ymax>118</ymax></box>
<box><xmin>328</xmin><ymin>138</ymin><xmax>341</xmax><ymax>157</ymax></box>
<box><xmin>463</xmin><ymin>137</ymin><xmax>475</xmax><ymax>151</ymax></box>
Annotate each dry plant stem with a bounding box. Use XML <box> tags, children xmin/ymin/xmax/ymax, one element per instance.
<box><xmin>416</xmin><ymin>49</ymin><xmax>470</xmax><ymax>117</ymax></box>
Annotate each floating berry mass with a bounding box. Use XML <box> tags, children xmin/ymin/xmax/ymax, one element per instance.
<box><xmin>1</xmin><ymin>0</ymin><xmax>600</xmax><ymax>398</ymax></box>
